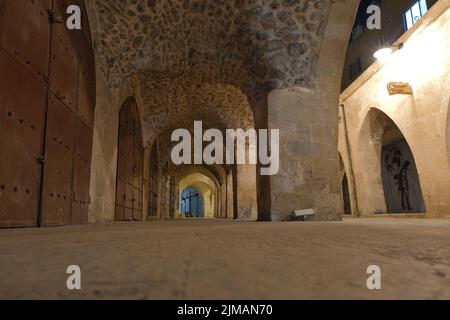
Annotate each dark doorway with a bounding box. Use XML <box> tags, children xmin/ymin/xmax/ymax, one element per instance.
<box><xmin>0</xmin><ymin>0</ymin><xmax>95</xmax><ymax>228</ymax></box>
<box><xmin>181</xmin><ymin>187</ymin><xmax>204</xmax><ymax>218</ymax></box>
<box><xmin>115</xmin><ymin>97</ymin><xmax>143</xmax><ymax>221</ymax></box>
<box><xmin>342</xmin><ymin>174</ymin><xmax>352</xmax><ymax>215</ymax></box>
<box><xmin>381</xmin><ymin>139</ymin><xmax>426</xmax><ymax>213</ymax></box>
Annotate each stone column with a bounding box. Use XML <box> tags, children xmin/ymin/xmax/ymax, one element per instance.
<box><xmin>236</xmin><ymin>142</ymin><xmax>258</xmax><ymax>220</ymax></box>
<box><xmin>266</xmin><ymin>0</ymin><xmax>358</xmax><ymax>221</ymax></box>
<box><xmin>268</xmin><ymin>87</ymin><xmax>341</xmax><ymax>221</ymax></box>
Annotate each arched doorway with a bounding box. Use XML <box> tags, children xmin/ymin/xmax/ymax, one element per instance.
<box><xmin>181</xmin><ymin>187</ymin><xmax>205</xmax><ymax>218</ymax></box>
<box><xmin>358</xmin><ymin>109</ymin><xmax>426</xmax><ymax>214</ymax></box>
<box><xmin>177</xmin><ymin>172</ymin><xmax>219</xmax><ymax>219</ymax></box>
<box><xmin>381</xmin><ymin>139</ymin><xmax>426</xmax><ymax>213</ymax></box>
<box><xmin>0</xmin><ymin>0</ymin><xmax>95</xmax><ymax>227</ymax></box>
<box><xmin>115</xmin><ymin>97</ymin><xmax>143</xmax><ymax>221</ymax></box>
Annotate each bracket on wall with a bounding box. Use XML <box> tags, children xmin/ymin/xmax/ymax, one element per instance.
<box><xmin>387</xmin><ymin>82</ymin><xmax>413</xmax><ymax>96</ymax></box>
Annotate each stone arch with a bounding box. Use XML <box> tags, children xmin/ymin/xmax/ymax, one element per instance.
<box><xmin>173</xmin><ymin>165</ymin><xmax>223</xmax><ymax>219</ymax></box>
<box><xmin>357</xmin><ymin>108</ymin><xmax>426</xmax><ymax>215</ymax></box>
<box><xmin>179</xmin><ymin>176</ymin><xmax>217</xmax><ymax>219</ymax></box>
<box><xmin>142</xmin><ymin>81</ymin><xmax>256</xmax><ymax>148</ymax></box>
<box><xmin>180</xmin><ymin>186</ymin><xmax>205</xmax><ymax>218</ymax></box>
<box><xmin>89</xmin><ymin>0</ymin><xmax>340</xmax><ymax>91</ymax></box>
<box><xmin>85</xmin><ymin>0</ymin><xmax>360</xmax><ymax>223</ymax></box>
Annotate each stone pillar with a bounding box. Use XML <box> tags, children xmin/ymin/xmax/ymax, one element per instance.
<box><xmin>253</xmin><ymin>94</ymin><xmax>271</xmax><ymax>221</ymax></box>
<box><xmin>268</xmin><ymin>88</ymin><xmax>341</xmax><ymax>221</ymax></box>
<box><xmin>88</xmin><ymin>74</ymin><xmax>121</xmax><ymax>223</ymax></box>
<box><xmin>236</xmin><ymin>165</ymin><xmax>258</xmax><ymax>220</ymax></box>
<box><xmin>266</xmin><ymin>0</ymin><xmax>358</xmax><ymax>221</ymax></box>
<box><xmin>236</xmin><ymin>163</ymin><xmax>258</xmax><ymax>220</ymax></box>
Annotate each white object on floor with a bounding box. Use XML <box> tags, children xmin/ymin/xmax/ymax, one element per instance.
<box><xmin>294</xmin><ymin>209</ymin><xmax>315</xmax><ymax>218</ymax></box>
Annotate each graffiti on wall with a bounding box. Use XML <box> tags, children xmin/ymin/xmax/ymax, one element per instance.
<box><xmin>381</xmin><ymin>140</ymin><xmax>426</xmax><ymax>213</ymax></box>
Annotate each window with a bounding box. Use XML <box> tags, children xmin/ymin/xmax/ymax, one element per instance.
<box><xmin>404</xmin><ymin>0</ymin><xmax>428</xmax><ymax>31</ymax></box>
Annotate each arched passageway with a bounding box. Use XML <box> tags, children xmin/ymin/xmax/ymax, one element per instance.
<box><xmin>87</xmin><ymin>0</ymin><xmax>359</xmax><ymax>222</ymax></box>
<box><xmin>180</xmin><ymin>187</ymin><xmax>205</xmax><ymax>219</ymax></box>
<box><xmin>1</xmin><ymin>1</ymin><xmax>361</xmax><ymax>227</ymax></box>
<box><xmin>0</xmin><ymin>0</ymin><xmax>95</xmax><ymax>227</ymax></box>
<box><xmin>178</xmin><ymin>172</ymin><xmax>219</xmax><ymax>219</ymax></box>
<box><xmin>357</xmin><ymin>109</ymin><xmax>426</xmax><ymax>214</ymax></box>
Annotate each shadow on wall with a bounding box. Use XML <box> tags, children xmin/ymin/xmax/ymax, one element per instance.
<box><xmin>338</xmin><ymin>153</ymin><xmax>352</xmax><ymax>215</ymax></box>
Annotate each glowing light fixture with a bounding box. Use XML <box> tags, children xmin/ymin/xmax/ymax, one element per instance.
<box><xmin>374</xmin><ymin>47</ymin><xmax>393</xmax><ymax>64</ymax></box>
<box><xmin>373</xmin><ymin>43</ymin><xmax>404</xmax><ymax>64</ymax></box>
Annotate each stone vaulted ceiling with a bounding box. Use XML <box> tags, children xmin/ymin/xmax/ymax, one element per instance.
<box><xmin>93</xmin><ymin>0</ymin><xmax>332</xmax><ymax>91</ymax></box>
<box><xmin>91</xmin><ymin>0</ymin><xmax>334</xmax><ymax>144</ymax></box>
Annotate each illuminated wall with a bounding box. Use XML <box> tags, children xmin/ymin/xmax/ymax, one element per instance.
<box><xmin>338</xmin><ymin>0</ymin><xmax>450</xmax><ymax>218</ymax></box>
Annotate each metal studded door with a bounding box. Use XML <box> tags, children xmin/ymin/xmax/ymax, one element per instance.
<box><xmin>0</xmin><ymin>0</ymin><xmax>96</xmax><ymax>228</ymax></box>
<box><xmin>71</xmin><ymin>118</ymin><xmax>93</xmax><ymax>224</ymax></box>
<box><xmin>0</xmin><ymin>0</ymin><xmax>51</xmax><ymax>79</ymax></box>
<box><xmin>115</xmin><ymin>97</ymin><xmax>143</xmax><ymax>221</ymax></box>
<box><xmin>41</xmin><ymin>0</ymin><xmax>95</xmax><ymax>227</ymax></box>
<box><xmin>0</xmin><ymin>51</ymin><xmax>47</xmax><ymax>228</ymax></box>
<box><xmin>71</xmin><ymin>1</ymin><xmax>95</xmax><ymax>224</ymax></box>
<box><xmin>41</xmin><ymin>96</ymin><xmax>75</xmax><ymax>226</ymax></box>
<box><xmin>0</xmin><ymin>0</ymin><xmax>51</xmax><ymax>227</ymax></box>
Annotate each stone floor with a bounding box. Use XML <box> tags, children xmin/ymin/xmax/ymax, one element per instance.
<box><xmin>0</xmin><ymin>219</ymin><xmax>449</xmax><ymax>300</ymax></box>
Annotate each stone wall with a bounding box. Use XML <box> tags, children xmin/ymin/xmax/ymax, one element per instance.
<box><xmin>339</xmin><ymin>0</ymin><xmax>450</xmax><ymax>218</ymax></box>
<box><xmin>88</xmin><ymin>69</ymin><xmax>146</xmax><ymax>223</ymax></box>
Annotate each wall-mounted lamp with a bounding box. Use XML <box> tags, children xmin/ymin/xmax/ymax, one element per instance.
<box><xmin>374</xmin><ymin>43</ymin><xmax>412</xmax><ymax>96</ymax></box>
<box><xmin>373</xmin><ymin>43</ymin><xmax>404</xmax><ymax>64</ymax></box>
